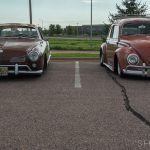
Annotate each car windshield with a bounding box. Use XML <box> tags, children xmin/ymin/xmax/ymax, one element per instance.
<box><xmin>122</xmin><ymin>22</ymin><xmax>150</xmax><ymax>36</ymax></box>
<box><xmin>0</xmin><ymin>26</ymin><xmax>39</xmax><ymax>38</ymax></box>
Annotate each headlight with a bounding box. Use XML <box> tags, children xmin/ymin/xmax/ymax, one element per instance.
<box><xmin>127</xmin><ymin>54</ymin><xmax>139</xmax><ymax>65</ymax></box>
<box><xmin>28</xmin><ymin>51</ymin><xmax>39</xmax><ymax>62</ymax></box>
<box><xmin>28</xmin><ymin>46</ymin><xmax>41</xmax><ymax>62</ymax></box>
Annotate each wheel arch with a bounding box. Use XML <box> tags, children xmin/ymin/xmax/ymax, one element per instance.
<box><xmin>100</xmin><ymin>43</ymin><xmax>107</xmax><ymax>61</ymax></box>
<box><xmin>100</xmin><ymin>43</ymin><xmax>107</xmax><ymax>53</ymax></box>
<box><xmin>114</xmin><ymin>53</ymin><xmax>118</xmax><ymax>73</ymax></box>
<box><xmin>114</xmin><ymin>47</ymin><xmax>129</xmax><ymax>72</ymax></box>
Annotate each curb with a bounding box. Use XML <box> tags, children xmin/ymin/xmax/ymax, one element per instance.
<box><xmin>51</xmin><ymin>57</ymin><xmax>99</xmax><ymax>61</ymax></box>
<box><xmin>51</xmin><ymin>50</ymin><xmax>99</xmax><ymax>54</ymax></box>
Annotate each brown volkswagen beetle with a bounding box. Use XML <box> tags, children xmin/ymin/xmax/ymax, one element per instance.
<box><xmin>0</xmin><ymin>23</ymin><xmax>51</xmax><ymax>76</ymax></box>
<box><xmin>100</xmin><ymin>16</ymin><xmax>150</xmax><ymax>77</ymax></box>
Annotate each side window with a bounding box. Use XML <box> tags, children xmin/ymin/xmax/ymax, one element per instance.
<box><xmin>110</xmin><ymin>25</ymin><xmax>119</xmax><ymax>39</ymax></box>
<box><xmin>113</xmin><ymin>26</ymin><xmax>119</xmax><ymax>39</ymax></box>
<box><xmin>110</xmin><ymin>26</ymin><xmax>115</xmax><ymax>38</ymax></box>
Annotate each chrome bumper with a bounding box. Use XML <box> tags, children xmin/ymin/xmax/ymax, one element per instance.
<box><xmin>0</xmin><ymin>64</ymin><xmax>43</xmax><ymax>75</ymax></box>
<box><xmin>123</xmin><ymin>63</ymin><xmax>150</xmax><ymax>77</ymax></box>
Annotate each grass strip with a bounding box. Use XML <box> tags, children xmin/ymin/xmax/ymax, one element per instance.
<box><xmin>49</xmin><ymin>38</ymin><xmax>102</xmax><ymax>51</ymax></box>
<box><xmin>52</xmin><ymin>53</ymin><xmax>99</xmax><ymax>58</ymax></box>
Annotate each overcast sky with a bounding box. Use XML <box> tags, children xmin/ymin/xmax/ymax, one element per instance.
<box><xmin>0</xmin><ymin>0</ymin><xmax>149</xmax><ymax>28</ymax></box>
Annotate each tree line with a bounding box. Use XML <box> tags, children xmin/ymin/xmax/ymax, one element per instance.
<box><xmin>42</xmin><ymin>24</ymin><xmax>108</xmax><ymax>37</ymax></box>
<box><xmin>42</xmin><ymin>24</ymin><xmax>79</xmax><ymax>36</ymax></box>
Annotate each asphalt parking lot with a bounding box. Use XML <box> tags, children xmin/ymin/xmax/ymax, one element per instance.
<box><xmin>0</xmin><ymin>60</ymin><xmax>150</xmax><ymax>150</ymax></box>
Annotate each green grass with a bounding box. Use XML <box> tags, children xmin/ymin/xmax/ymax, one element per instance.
<box><xmin>49</xmin><ymin>37</ymin><xmax>102</xmax><ymax>51</ymax></box>
<box><xmin>52</xmin><ymin>53</ymin><xmax>99</xmax><ymax>58</ymax></box>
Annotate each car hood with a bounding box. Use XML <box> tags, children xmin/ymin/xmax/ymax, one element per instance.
<box><xmin>0</xmin><ymin>38</ymin><xmax>40</xmax><ymax>52</ymax></box>
<box><xmin>0</xmin><ymin>38</ymin><xmax>41</xmax><ymax>63</ymax></box>
<box><xmin>121</xmin><ymin>35</ymin><xmax>150</xmax><ymax>64</ymax></box>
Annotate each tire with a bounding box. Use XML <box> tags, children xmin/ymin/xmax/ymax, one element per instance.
<box><xmin>44</xmin><ymin>56</ymin><xmax>48</xmax><ymax>70</ymax></box>
<box><xmin>100</xmin><ymin>49</ymin><xmax>104</xmax><ymax>66</ymax></box>
<box><xmin>117</xmin><ymin>61</ymin><xmax>124</xmax><ymax>77</ymax></box>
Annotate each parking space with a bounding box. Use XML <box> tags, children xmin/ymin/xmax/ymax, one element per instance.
<box><xmin>0</xmin><ymin>61</ymin><xmax>150</xmax><ymax>149</ymax></box>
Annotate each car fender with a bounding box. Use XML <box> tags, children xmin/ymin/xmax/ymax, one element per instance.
<box><xmin>114</xmin><ymin>47</ymin><xmax>131</xmax><ymax>70</ymax></box>
<box><xmin>100</xmin><ymin>42</ymin><xmax>107</xmax><ymax>63</ymax></box>
<box><xmin>101</xmin><ymin>42</ymin><xmax>107</xmax><ymax>53</ymax></box>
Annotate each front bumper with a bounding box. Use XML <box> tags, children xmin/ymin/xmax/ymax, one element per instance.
<box><xmin>123</xmin><ymin>63</ymin><xmax>150</xmax><ymax>77</ymax></box>
<box><xmin>0</xmin><ymin>64</ymin><xmax>43</xmax><ymax>76</ymax></box>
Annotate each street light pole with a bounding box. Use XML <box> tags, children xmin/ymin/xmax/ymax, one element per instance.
<box><xmin>90</xmin><ymin>0</ymin><xmax>93</xmax><ymax>47</ymax></box>
<box><xmin>29</xmin><ymin>0</ymin><xmax>32</xmax><ymax>24</ymax></box>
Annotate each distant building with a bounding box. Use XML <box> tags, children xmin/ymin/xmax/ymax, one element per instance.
<box><xmin>76</xmin><ymin>24</ymin><xmax>108</xmax><ymax>36</ymax></box>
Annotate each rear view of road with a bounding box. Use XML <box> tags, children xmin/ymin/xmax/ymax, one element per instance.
<box><xmin>0</xmin><ymin>61</ymin><xmax>150</xmax><ymax>149</ymax></box>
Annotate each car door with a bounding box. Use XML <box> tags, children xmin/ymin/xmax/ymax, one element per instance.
<box><xmin>106</xmin><ymin>25</ymin><xmax>119</xmax><ymax>67</ymax></box>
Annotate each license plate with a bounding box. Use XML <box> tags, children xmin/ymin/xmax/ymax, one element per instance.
<box><xmin>147</xmin><ymin>69</ymin><xmax>150</xmax><ymax>77</ymax></box>
<box><xmin>0</xmin><ymin>67</ymin><xmax>8</xmax><ymax>76</ymax></box>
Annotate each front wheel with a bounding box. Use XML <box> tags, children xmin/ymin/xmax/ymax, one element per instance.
<box><xmin>100</xmin><ymin>50</ymin><xmax>104</xmax><ymax>66</ymax></box>
<box><xmin>44</xmin><ymin>56</ymin><xmax>48</xmax><ymax>70</ymax></box>
<box><xmin>117</xmin><ymin>61</ymin><xmax>124</xmax><ymax>78</ymax></box>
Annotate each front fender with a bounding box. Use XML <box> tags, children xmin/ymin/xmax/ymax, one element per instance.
<box><xmin>115</xmin><ymin>47</ymin><xmax>131</xmax><ymax>69</ymax></box>
<box><xmin>101</xmin><ymin>42</ymin><xmax>107</xmax><ymax>53</ymax></box>
<box><xmin>100</xmin><ymin>42</ymin><xmax>107</xmax><ymax>63</ymax></box>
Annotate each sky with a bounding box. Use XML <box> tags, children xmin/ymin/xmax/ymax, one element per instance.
<box><xmin>0</xmin><ymin>0</ymin><xmax>149</xmax><ymax>28</ymax></box>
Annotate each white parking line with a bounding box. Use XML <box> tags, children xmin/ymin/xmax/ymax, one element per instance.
<box><xmin>75</xmin><ymin>61</ymin><xmax>81</xmax><ymax>88</ymax></box>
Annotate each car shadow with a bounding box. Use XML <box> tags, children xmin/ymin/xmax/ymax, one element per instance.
<box><xmin>121</xmin><ymin>75</ymin><xmax>150</xmax><ymax>81</ymax></box>
<box><xmin>106</xmin><ymin>68</ymin><xmax>150</xmax><ymax>81</ymax></box>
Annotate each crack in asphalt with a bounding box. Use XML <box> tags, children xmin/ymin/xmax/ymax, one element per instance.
<box><xmin>106</xmin><ymin>70</ymin><xmax>150</xmax><ymax>127</ymax></box>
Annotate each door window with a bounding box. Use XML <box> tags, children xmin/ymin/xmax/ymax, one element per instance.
<box><xmin>110</xmin><ymin>25</ymin><xmax>119</xmax><ymax>39</ymax></box>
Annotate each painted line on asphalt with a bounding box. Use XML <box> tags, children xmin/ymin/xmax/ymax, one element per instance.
<box><xmin>75</xmin><ymin>61</ymin><xmax>82</xmax><ymax>88</ymax></box>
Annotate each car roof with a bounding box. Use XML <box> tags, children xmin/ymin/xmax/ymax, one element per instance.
<box><xmin>0</xmin><ymin>23</ymin><xmax>37</xmax><ymax>28</ymax></box>
<box><xmin>114</xmin><ymin>17</ymin><xmax>150</xmax><ymax>26</ymax></box>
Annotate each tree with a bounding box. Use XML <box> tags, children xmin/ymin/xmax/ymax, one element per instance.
<box><xmin>49</xmin><ymin>24</ymin><xmax>56</xmax><ymax>36</ymax></box>
<box><xmin>109</xmin><ymin>0</ymin><xmax>148</xmax><ymax>23</ymax></box>
<box><xmin>65</xmin><ymin>26</ymin><xmax>76</xmax><ymax>35</ymax></box>
<box><xmin>43</xmin><ymin>28</ymin><xmax>49</xmax><ymax>36</ymax></box>
<box><xmin>55</xmin><ymin>24</ymin><xmax>63</xmax><ymax>34</ymax></box>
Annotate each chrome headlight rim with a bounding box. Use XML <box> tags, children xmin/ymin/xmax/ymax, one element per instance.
<box><xmin>127</xmin><ymin>53</ymin><xmax>139</xmax><ymax>65</ymax></box>
<box><xmin>27</xmin><ymin>45</ymin><xmax>41</xmax><ymax>62</ymax></box>
<box><xmin>28</xmin><ymin>50</ymin><xmax>40</xmax><ymax>62</ymax></box>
